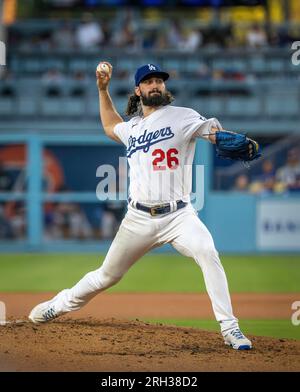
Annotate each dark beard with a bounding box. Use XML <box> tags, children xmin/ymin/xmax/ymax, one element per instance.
<box><xmin>141</xmin><ymin>91</ymin><xmax>169</xmax><ymax>107</ymax></box>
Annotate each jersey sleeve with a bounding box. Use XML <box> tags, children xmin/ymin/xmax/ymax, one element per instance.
<box><xmin>113</xmin><ymin>121</ymin><xmax>130</xmax><ymax>146</ymax></box>
<box><xmin>181</xmin><ymin>109</ymin><xmax>223</xmax><ymax>140</ymax></box>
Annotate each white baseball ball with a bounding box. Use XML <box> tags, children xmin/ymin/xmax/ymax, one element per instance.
<box><xmin>97</xmin><ymin>63</ymin><xmax>110</xmax><ymax>74</ymax></box>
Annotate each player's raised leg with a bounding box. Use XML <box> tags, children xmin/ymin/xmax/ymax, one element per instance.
<box><xmin>168</xmin><ymin>206</ymin><xmax>252</xmax><ymax>350</ymax></box>
<box><xmin>29</xmin><ymin>208</ymin><xmax>156</xmax><ymax>323</ymax></box>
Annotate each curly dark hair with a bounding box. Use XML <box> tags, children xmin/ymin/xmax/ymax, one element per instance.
<box><xmin>125</xmin><ymin>90</ymin><xmax>174</xmax><ymax>116</ymax></box>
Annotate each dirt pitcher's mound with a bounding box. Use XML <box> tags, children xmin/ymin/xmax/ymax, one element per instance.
<box><xmin>0</xmin><ymin>318</ymin><xmax>299</xmax><ymax>372</ymax></box>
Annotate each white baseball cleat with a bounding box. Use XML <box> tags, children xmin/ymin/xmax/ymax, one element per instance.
<box><xmin>28</xmin><ymin>301</ymin><xmax>63</xmax><ymax>324</ymax></box>
<box><xmin>223</xmin><ymin>328</ymin><xmax>252</xmax><ymax>350</ymax></box>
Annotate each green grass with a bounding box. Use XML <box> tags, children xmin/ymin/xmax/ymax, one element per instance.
<box><xmin>142</xmin><ymin>319</ymin><xmax>300</xmax><ymax>340</ymax></box>
<box><xmin>0</xmin><ymin>253</ymin><xmax>299</xmax><ymax>292</ymax></box>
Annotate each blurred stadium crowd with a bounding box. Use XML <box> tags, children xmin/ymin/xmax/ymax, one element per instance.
<box><xmin>7</xmin><ymin>10</ymin><xmax>299</xmax><ymax>52</ymax></box>
<box><xmin>233</xmin><ymin>147</ymin><xmax>300</xmax><ymax>194</ymax></box>
<box><xmin>0</xmin><ymin>196</ymin><xmax>127</xmax><ymax>241</ymax></box>
<box><xmin>0</xmin><ymin>0</ymin><xmax>300</xmax><ymax>242</ymax></box>
<box><xmin>1</xmin><ymin>144</ymin><xmax>299</xmax><ymax>240</ymax></box>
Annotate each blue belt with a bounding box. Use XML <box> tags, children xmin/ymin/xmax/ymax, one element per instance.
<box><xmin>128</xmin><ymin>197</ymin><xmax>187</xmax><ymax>216</ymax></box>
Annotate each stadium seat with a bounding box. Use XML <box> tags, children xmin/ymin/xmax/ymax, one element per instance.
<box><xmin>117</xmin><ymin>58</ymin><xmax>139</xmax><ymax>72</ymax></box>
<box><xmin>266</xmin><ymin>58</ymin><xmax>285</xmax><ymax>72</ymax></box>
<box><xmin>211</xmin><ymin>59</ymin><xmax>231</xmax><ymax>70</ymax></box>
<box><xmin>69</xmin><ymin>59</ymin><xmax>89</xmax><ymax>72</ymax></box>
<box><xmin>249</xmin><ymin>56</ymin><xmax>266</xmax><ymax>73</ymax></box>
<box><xmin>190</xmin><ymin>97</ymin><xmax>225</xmax><ymax>117</ymax></box>
<box><xmin>0</xmin><ymin>96</ymin><xmax>15</xmax><ymax>115</ymax></box>
<box><xmin>40</xmin><ymin>96</ymin><xmax>65</xmax><ymax>115</ymax></box>
<box><xmin>184</xmin><ymin>59</ymin><xmax>204</xmax><ymax>73</ymax></box>
<box><xmin>63</xmin><ymin>97</ymin><xmax>86</xmax><ymax>116</ymax></box>
<box><xmin>114</xmin><ymin>97</ymin><xmax>128</xmax><ymax>114</ymax></box>
<box><xmin>162</xmin><ymin>59</ymin><xmax>182</xmax><ymax>73</ymax></box>
<box><xmin>86</xmin><ymin>98</ymin><xmax>99</xmax><ymax>117</ymax></box>
<box><xmin>226</xmin><ymin>97</ymin><xmax>261</xmax><ymax>116</ymax></box>
<box><xmin>0</xmin><ymin>84</ymin><xmax>16</xmax><ymax>115</ymax></box>
<box><xmin>17</xmin><ymin>96</ymin><xmax>38</xmax><ymax>116</ymax></box>
<box><xmin>265</xmin><ymin>93</ymin><xmax>299</xmax><ymax>116</ymax></box>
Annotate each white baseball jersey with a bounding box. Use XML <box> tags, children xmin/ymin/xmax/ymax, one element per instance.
<box><xmin>114</xmin><ymin>105</ymin><xmax>222</xmax><ymax>205</ymax></box>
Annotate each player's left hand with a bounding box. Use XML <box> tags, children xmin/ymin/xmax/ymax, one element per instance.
<box><xmin>215</xmin><ymin>131</ymin><xmax>261</xmax><ymax>162</ymax></box>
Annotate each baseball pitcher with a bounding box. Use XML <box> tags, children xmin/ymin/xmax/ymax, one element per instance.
<box><xmin>29</xmin><ymin>63</ymin><xmax>261</xmax><ymax>350</ymax></box>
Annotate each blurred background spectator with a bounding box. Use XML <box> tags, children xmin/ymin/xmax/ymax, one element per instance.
<box><xmin>246</xmin><ymin>23</ymin><xmax>268</xmax><ymax>48</ymax></box>
<box><xmin>45</xmin><ymin>202</ymin><xmax>93</xmax><ymax>240</ymax></box>
<box><xmin>42</xmin><ymin>69</ymin><xmax>65</xmax><ymax>96</ymax></box>
<box><xmin>233</xmin><ymin>174</ymin><xmax>250</xmax><ymax>192</ymax></box>
<box><xmin>276</xmin><ymin>148</ymin><xmax>300</xmax><ymax>192</ymax></box>
<box><xmin>0</xmin><ymin>163</ymin><xmax>14</xmax><ymax>239</ymax></box>
<box><xmin>75</xmin><ymin>12</ymin><xmax>104</xmax><ymax>49</ymax></box>
<box><xmin>52</xmin><ymin>20</ymin><xmax>75</xmax><ymax>50</ymax></box>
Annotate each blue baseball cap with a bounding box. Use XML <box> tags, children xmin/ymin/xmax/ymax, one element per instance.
<box><xmin>134</xmin><ymin>63</ymin><xmax>169</xmax><ymax>86</ymax></box>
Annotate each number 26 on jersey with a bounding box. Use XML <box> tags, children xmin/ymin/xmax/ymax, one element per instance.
<box><xmin>152</xmin><ymin>148</ymin><xmax>179</xmax><ymax>171</ymax></box>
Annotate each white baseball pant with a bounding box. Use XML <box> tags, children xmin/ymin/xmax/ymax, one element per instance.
<box><xmin>51</xmin><ymin>203</ymin><xmax>238</xmax><ymax>332</ymax></box>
